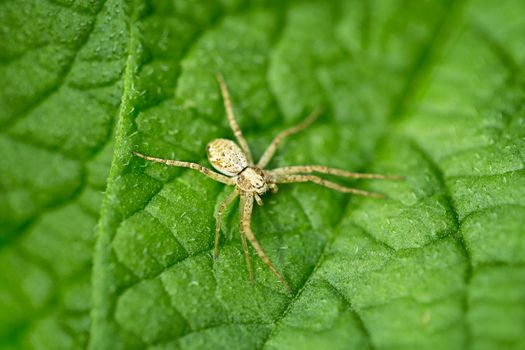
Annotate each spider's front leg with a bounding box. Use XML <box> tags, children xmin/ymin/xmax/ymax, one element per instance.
<box><xmin>254</xmin><ymin>193</ymin><xmax>264</xmax><ymax>206</ymax></box>
<box><xmin>239</xmin><ymin>192</ymin><xmax>254</xmax><ymax>282</ymax></box>
<box><xmin>270</xmin><ymin>173</ymin><xmax>384</xmax><ymax>198</ymax></box>
<box><xmin>270</xmin><ymin>165</ymin><xmax>403</xmax><ymax>180</ymax></box>
<box><xmin>267</xmin><ymin>165</ymin><xmax>403</xmax><ymax>198</ymax></box>
<box><xmin>240</xmin><ymin>192</ymin><xmax>292</xmax><ymax>293</ymax></box>
<box><xmin>257</xmin><ymin>108</ymin><xmax>322</xmax><ymax>168</ymax></box>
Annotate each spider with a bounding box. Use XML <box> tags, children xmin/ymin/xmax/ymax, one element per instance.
<box><xmin>133</xmin><ymin>73</ymin><xmax>400</xmax><ymax>293</ymax></box>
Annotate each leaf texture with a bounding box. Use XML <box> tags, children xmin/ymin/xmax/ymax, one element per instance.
<box><xmin>1</xmin><ymin>0</ymin><xmax>128</xmax><ymax>348</ymax></box>
<box><xmin>1</xmin><ymin>0</ymin><xmax>524</xmax><ymax>349</ymax></box>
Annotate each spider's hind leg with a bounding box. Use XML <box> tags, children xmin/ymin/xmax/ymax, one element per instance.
<box><xmin>133</xmin><ymin>152</ymin><xmax>234</xmax><ymax>185</ymax></box>
<box><xmin>214</xmin><ymin>189</ymin><xmax>239</xmax><ymax>257</ymax></box>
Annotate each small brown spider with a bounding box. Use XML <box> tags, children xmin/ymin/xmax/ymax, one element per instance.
<box><xmin>133</xmin><ymin>73</ymin><xmax>400</xmax><ymax>293</ymax></box>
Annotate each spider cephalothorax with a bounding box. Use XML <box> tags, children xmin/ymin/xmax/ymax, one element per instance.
<box><xmin>234</xmin><ymin>167</ymin><xmax>268</xmax><ymax>195</ymax></box>
<box><xmin>133</xmin><ymin>73</ymin><xmax>401</xmax><ymax>293</ymax></box>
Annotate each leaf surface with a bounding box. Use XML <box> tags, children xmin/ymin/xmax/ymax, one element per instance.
<box><xmin>0</xmin><ymin>0</ymin><xmax>128</xmax><ymax>348</ymax></box>
<box><xmin>92</xmin><ymin>0</ymin><xmax>525</xmax><ymax>349</ymax></box>
<box><xmin>1</xmin><ymin>1</ymin><xmax>524</xmax><ymax>350</ymax></box>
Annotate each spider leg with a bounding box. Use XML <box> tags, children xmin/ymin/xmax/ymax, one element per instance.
<box><xmin>272</xmin><ymin>174</ymin><xmax>384</xmax><ymax>198</ymax></box>
<box><xmin>254</xmin><ymin>193</ymin><xmax>263</xmax><ymax>206</ymax></box>
<box><xmin>240</xmin><ymin>230</ymin><xmax>254</xmax><ymax>283</ymax></box>
<box><xmin>257</xmin><ymin>108</ymin><xmax>322</xmax><ymax>168</ymax></box>
<box><xmin>215</xmin><ymin>73</ymin><xmax>254</xmax><ymax>165</ymax></box>
<box><xmin>269</xmin><ymin>165</ymin><xmax>403</xmax><ymax>180</ymax></box>
<box><xmin>239</xmin><ymin>193</ymin><xmax>254</xmax><ymax>282</ymax></box>
<box><xmin>214</xmin><ymin>189</ymin><xmax>239</xmax><ymax>258</ymax></box>
<box><xmin>240</xmin><ymin>192</ymin><xmax>293</xmax><ymax>293</ymax></box>
<box><xmin>133</xmin><ymin>152</ymin><xmax>234</xmax><ymax>185</ymax></box>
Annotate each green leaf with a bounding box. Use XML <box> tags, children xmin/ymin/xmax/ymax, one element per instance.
<box><xmin>0</xmin><ymin>0</ymin><xmax>127</xmax><ymax>348</ymax></box>
<box><xmin>2</xmin><ymin>0</ymin><xmax>524</xmax><ymax>350</ymax></box>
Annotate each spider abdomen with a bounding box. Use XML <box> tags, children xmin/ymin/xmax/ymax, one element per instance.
<box><xmin>207</xmin><ymin>138</ymin><xmax>248</xmax><ymax>176</ymax></box>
